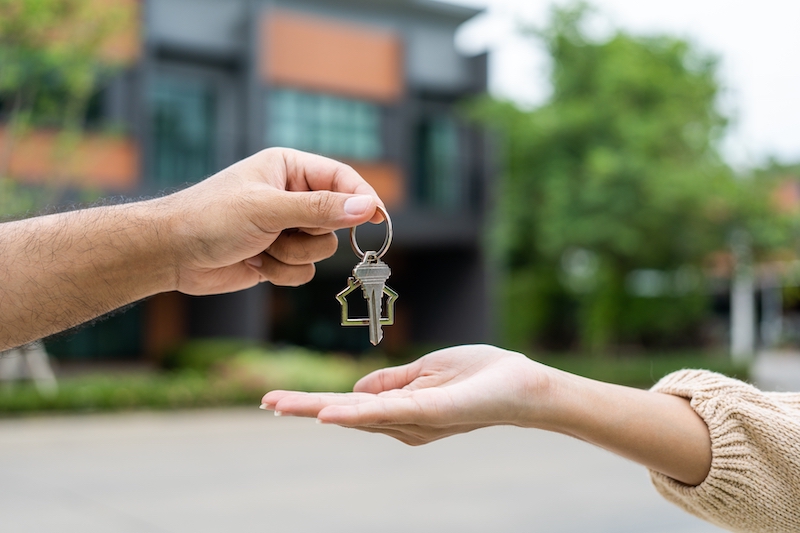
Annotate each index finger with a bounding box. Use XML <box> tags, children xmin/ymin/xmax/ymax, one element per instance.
<box><xmin>266</xmin><ymin>392</ymin><xmax>379</xmax><ymax>418</ymax></box>
<box><xmin>318</xmin><ymin>397</ymin><xmax>422</xmax><ymax>426</ymax></box>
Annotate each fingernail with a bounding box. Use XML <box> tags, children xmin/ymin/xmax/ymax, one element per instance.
<box><xmin>246</xmin><ymin>256</ymin><xmax>263</xmax><ymax>268</ymax></box>
<box><xmin>344</xmin><ymin>195</ymin><xmax>373</xmax><ymax>215</ymax></box>
<box><xmin>316</xmin><ymin>418</ymin><xmax>324</xmax><ymax>424</ymax></box>
<box><xmin>274</xmin><ymin>410</ymin><xmax>282</xmax><ymax>417</ymax></box>
<box><xmin>259</xmin><ymin>404</ymin><xmax>269</xmax><ymax>410</ymax></box>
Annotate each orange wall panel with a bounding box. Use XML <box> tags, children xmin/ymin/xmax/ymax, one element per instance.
<box><xmin>347</xmin><ymin>161</ymin><xmax>405</xmax><ymax>209</ymax></box>
<box><xmin>0</xmin><ymin>128</ymin><xmax>140</xmax><ymax>191</ymax></box>
<box><xmin>262</xmin><ymin>10</ymin><xmax>403</xmax><ymax>102</ymax></box>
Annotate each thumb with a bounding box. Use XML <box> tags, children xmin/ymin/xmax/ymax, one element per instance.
<box><xmin>354</xmin><ymin>361</ymin><xmax>420</xmax><ymax>393</ymax></box>
<box><xmin>267</xmin><ymin>190</ymin><xmax>378</xmax><ymax>230</ymax></box>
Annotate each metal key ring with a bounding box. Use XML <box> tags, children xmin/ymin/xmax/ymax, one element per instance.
<box><xmin>350</xmin><ymin>205</ymin><xmax>392</xmax><ymax>260</ymax></box>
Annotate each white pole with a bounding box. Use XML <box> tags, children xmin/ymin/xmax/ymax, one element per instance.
<box><xmin>730</xmin><ymin>230</ymin><xmax>755</xmax><ymax>365</ymax></box>
<box><xmin>731</xmin><ymin>270</ymin><xmax>755</xmax><ymax>364</ymax></box>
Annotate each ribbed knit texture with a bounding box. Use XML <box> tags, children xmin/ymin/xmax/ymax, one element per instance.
<box><xmin>649</xmin><ymin>370</ymin><xmax>800</xmax><ymax>532</ymax></box>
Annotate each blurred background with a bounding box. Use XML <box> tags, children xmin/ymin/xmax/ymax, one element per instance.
<box><xmin>0</xmin><ymin>0</ymin><xmax>800</xmax><ymax>533</ymax></box>
<box><xmin>3</xmin><ymin>0</ymin><xmax>800</xmax><ymax>404</ymax></box>
<box><xmin>0</xmin><ymin>1</ymin><xmax>798</xmax><ymax>530</ymax></box>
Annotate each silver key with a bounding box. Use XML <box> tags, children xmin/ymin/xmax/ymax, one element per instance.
<box><xmin>336</xmin><ymin>205</ymin><xmax>397</xmax><ymax>345</ymax></box>
<box><xmin>353</xmin><ymin>252</ymin><xmax>391</xmax><ymax>345</ymax></box>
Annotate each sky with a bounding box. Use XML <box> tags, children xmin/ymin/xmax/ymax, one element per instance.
<box><xmin>447</xmin><ymin>0</ymin><xmax>800</xmax><ymax>169</ymax></box>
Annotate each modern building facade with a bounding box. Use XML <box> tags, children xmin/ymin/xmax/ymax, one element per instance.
<box><xmin>7</xmin><ymin>0</ymin><xmax>493</xmax><ymax>359</ymax></box>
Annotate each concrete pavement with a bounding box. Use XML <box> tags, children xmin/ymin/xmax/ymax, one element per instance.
<box><xmin>752</xmin><ymin>350</ymin><xmax>800</xmax><ymax>392</ymax></box>
<box><xmin>0</xmin><ymin>409</ymin><xmax>725</xmax><ymax>533</ymax></box>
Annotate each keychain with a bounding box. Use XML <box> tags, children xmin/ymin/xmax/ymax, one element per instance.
<box><xmin>335</xmin><ymin>206</ymin><xmax>398</xmax><ymax>345</ymax></box>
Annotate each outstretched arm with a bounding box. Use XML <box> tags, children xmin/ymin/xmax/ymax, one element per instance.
<box><xmin>262</xmin><ymin>345</ymin><xmax>712</xmax><ymax>487</ymax></box>
<box><xmin>0</xmin><ymin>148</ymin><xmax>382</xmax><ymax>350</ymax></box>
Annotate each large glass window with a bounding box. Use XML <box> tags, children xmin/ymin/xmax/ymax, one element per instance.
<box><xmin>415</xmin><ymin>114</ymin><xmax>461</xmax><ymax>210</ymax></box>
<box><xmin>267</xmin><ymin>89</ymin><xmax>381</xmax><ymax>161</ymax></box>
<box><xmin>148</xmin><ymin>77</ymin><xmax>216</xmax><ymax>189</ymax></box>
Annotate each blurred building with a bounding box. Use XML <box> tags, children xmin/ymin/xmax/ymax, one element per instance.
<box><xmin>5</xmin><ymin>0</ymin><xmax>492</xmax><ymax>359</ymax></box>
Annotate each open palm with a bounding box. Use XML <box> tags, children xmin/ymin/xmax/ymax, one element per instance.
<box><xmin>262</xmin><ymin>345</ymin><xmax>550</xmax><ymax>445</ymax></box>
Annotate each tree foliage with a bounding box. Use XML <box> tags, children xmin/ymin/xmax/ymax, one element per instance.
<box><xmin>0</xmin><ymin>0</ymin><xmax>133</xmax><ymax>207</ymax></box>
<box><xmin>0</xmin><ymin>0</ymin><xmax>131</xmax><ymax>127</ymax></box>
<box><xmin>473</xmin><ymin>4</ymin><xmax>794</xmax><ymax>352</ymax></box>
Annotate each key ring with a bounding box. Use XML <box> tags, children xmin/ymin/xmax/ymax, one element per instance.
<box><xmin>350</xmin><ymin>205</ymin><xmax>392</xmax><ymax>260</ymax></box>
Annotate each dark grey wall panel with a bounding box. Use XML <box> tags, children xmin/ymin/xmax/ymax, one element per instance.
<box><xmin>148</xmin><ymin>0</ymin><xmax>248</xmax><ymax>53</ymax></box>
<box><xmin>406</xmin><ymin>22</ymin><xmax>471</xmax><ymax>91</ymax></box>
<box><xmin>188</xmin><ymin>286</ymin><xmax>268</xmax><ymax>340</ymax></box>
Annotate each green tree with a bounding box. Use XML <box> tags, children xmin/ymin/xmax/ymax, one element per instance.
<box><xmin>0</xmin><ymin>0</ymin><xmax>132</xmax><ymax>211</ymax></box>
<box><xmin>474</xmin><ymin>4</ymin><xmax>787</xmax><ymax>352</ymax></box>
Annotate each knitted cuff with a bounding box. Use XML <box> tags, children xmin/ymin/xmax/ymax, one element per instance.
<box><xmin>648</xmin><ymin>369</ymin><xmax>800</xmax><ymax>533</ymax></box>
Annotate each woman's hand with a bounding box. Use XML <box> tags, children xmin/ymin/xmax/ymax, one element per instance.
<box><xmin>263</xmin><ymin>344</ymin><xmax>711</xmax><ymax>486</ymax></box>
<box><xmin>262</xmin><ymin>345</ymin><xmax>556</xmax><ymax>445</ymax></box>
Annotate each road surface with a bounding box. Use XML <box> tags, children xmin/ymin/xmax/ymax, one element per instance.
<box><xmin>0</xmin><ymin>408</ymin><xmax>726</xmax><ymax>532</ymax></box>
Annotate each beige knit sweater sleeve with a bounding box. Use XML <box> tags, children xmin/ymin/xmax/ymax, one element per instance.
<box><xmin>649</xmin><ymin>369</ymin><xmax>800</xmax><ymax>532</ymax></box>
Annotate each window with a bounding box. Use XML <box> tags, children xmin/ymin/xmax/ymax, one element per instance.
<box><xmin>45</xmin><ymin>305</ymin><xmax>143</xmax><ymax>361</ymax></box>
<box><xmin>148</xmin><ymin>77</ymin><xmax>216</xmax><ymax>189</ymax></box>
<box><xmin>415</xmin><ymin>114</ymin><xmax>461</xmax><ymax>210</ymax></box>
<box><xmin>267</xmin><ymin>89</ymin><xmax>381</xmax><ymax>161</ymax></box>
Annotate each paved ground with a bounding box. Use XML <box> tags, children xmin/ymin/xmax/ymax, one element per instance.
<box><xmin>752</xmin><ymin>350</ymin><xmax>800</xmax><ymax>392</ymax></box>
<box><xmin>0</xmin><ymin>409</ymin><xmax>725</xmax><ymax>533</ymax></box>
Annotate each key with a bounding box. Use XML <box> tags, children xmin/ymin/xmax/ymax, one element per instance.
<box><xmin>353</xmin><ymin>252</ymin><xmax>391</xmax><ymax>345</ymax></box>
<box><xmin>336</xmin><ymin>205</ymin><xmax>397</xmax><ymax>345</ymax></box>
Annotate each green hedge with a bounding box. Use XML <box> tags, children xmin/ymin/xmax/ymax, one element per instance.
<box><xmin>0</xmin><ymin>345</ymin><xmax>385</xmax><ymax>415</ymax></box>
<box><xmin>535</xmin><ymin>351</ymin><xmax>749</xmax><ymax>388</ymax></box>
<box><xmin>0</xmin><ymin>343</ymin><xmax>747</xmax><ymax>415</ymax></box>
<box><xmin>0</xmin><ymin>372</ymin><xmax>251</xmax><ymax>413</ymax></box>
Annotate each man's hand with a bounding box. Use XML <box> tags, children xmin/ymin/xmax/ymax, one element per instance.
<box><xmin>161</xmin><ymin>148</ymin><xmax>383</xmax><ymax>295</ymax></box>
<box><xmin>0</xmin><ymin>148</ymin><xmax>383</xmax><ymax>349</ymax></box>
<box><xmin>261</xmin><ymin>345</ymin><xmax>551</xmax><ymax>445</ymax></box>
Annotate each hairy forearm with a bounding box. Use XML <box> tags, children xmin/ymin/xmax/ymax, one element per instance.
<box><xmin>532</xmin><ymin>368</ymin><xmax>712</xmax><ymax>486</ymax></box>
<box><xmin>0</xmin><ymin>199</ymin><xmax>177</xmax><ymax>349</ymax></box>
